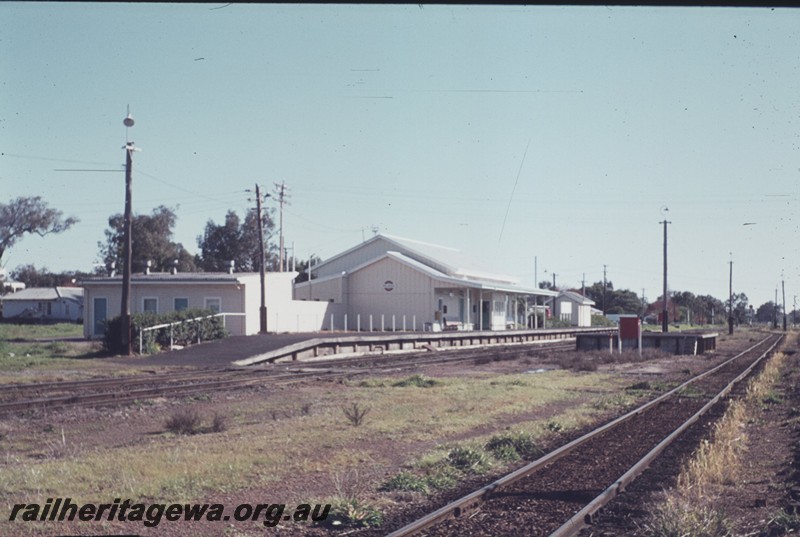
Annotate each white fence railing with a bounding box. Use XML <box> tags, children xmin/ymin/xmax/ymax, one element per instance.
<box><xmin>138</xmin><ymin>312</ymin><xmax>246</xmax><ymax>354</ymax></box>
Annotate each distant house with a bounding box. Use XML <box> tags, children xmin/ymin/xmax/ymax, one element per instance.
<box><xmin>0</xmin><ymin>268</ymin><xmax>26</xmax><ymax>294</ymax></box>
<box><xmin>1</xmin><ymin>287</ymin><xmax>83</xmax><ymax>322</ymax></box>
<box><xmin>554</xmin><ymin>290</ymin><xmax>595</xmax><ymax>327</ymax></box>
<box><xmin>644</xmin><ymin>299</ymin><xmax>680</xmax><ymax>325</ymax></box>
<box><xmin>293</xmin><ymin>234</ymin><xmax>556</xmax><ymax>331</ymax></box>
<box><xmin>81</xmin><ymin>270</ymin><xmax>329</xmax><ymax>339</ymax></box>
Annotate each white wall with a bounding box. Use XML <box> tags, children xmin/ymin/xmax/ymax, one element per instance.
<box><xmin>346</xmin><ymin>256</ymin><xmax>435</xmax><ymax>331</ymax></box>
<box><xmin>247</xmin><ymin>272</ymin><xmax>335</xmax><ymax>333</ymax></box>
<box><xmin>293</xmin><ymin>275</ymin><xmax>343</xmax><ymax>304</ymax></box>
<box><xmin>3</xmin><ymin>299</ymin><xmax>81</xmax><ymax>322</ymax></box>
<box><xmin>312</xmin><ymin>238</ymin><xmax>397</xmax><ymax>279</ymax></box>
<box><xmin>83</xmin><ymin>281</ymin><xmax>247</xmax><ymax>338</ymax></box>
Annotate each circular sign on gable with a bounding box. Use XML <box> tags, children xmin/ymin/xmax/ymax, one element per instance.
<box><xmin>383</xmin><ymin>280</ymin><xmax>395</xmax><ymax>292</ymax></box>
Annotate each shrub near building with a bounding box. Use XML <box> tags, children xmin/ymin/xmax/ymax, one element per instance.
<box><xmin>102</xmin><ymin>308</ymin><xmax>226</xmax><ymax>354</ymax></box>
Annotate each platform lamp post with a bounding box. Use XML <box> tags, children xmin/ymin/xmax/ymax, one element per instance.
<box><xmin>120</xmin><ymin>108</ymin><xmax>138</xmax><ymax>355</ymax></box>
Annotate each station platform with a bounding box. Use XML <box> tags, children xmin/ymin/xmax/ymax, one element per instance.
<box><xmin>112</xmin><ymin>327</ymin><xmax>617</xmax><ymax>368</ymax></box>
<box><xmin>576</xmin><ymin>331</ymin><xmax>718</xmax><ymax>355</ymax></box>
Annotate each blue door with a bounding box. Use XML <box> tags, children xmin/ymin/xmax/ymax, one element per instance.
<box><xmin>93</xmin><ymin>297</ymin><xmax>107</xmax><ymax>336</ymax></box>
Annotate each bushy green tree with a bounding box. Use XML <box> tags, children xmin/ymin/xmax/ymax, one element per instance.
<box><xmin>755</xmin><ymin>301</ymin><xmax>780</xmax><ymax>324</ymax></box>
<box><xmin>196</xmin><ymin>209</ymin><xmax>277</xmax><ymax>272</ymax></box>
<box><xmin>583</xmin><ymin>281</ymin><xmax>642</xmax><ymax>314</ymax></box>
<box><xmin>10</xmin><ymin>264</ymin><xmax>94</xmax><ymax>288</ymax></box>
<box><xmin>99</xmin><ymin>206</ymin><xmax>196</xmax><ymax>273</ymax></box>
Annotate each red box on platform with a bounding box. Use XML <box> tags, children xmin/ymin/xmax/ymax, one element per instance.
<box><xmin>619</xmin><ymin>317</ymin><xmax>641</xmax><ymax>340</ymax></box>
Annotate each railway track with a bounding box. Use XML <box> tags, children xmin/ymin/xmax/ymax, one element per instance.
<box><xmin>0</xmin><ymin>340</ymin><xmax>574</xmax><ymax>416</ymax></box>
<box><xmin>382</xmin><ymin>332</ymin><xmax>783</xmax><ymax>537</ymax></box>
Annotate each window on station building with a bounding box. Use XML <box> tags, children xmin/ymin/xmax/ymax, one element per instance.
<box><xmin>174</xmin><ymin>298</ymin><xmax>189</xmax><ymax>311</ymax></box>
<box><xmin>143</xmin><ymin>297</ymin><xmax>158</xmax><ymax>313</ymax></box>
<box><xmin>204</xmin><ymin>297</ymin><xmax>221</xmax><ymax>313</ymax></box>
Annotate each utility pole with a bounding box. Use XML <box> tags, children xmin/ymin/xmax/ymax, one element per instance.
<box><xmin>120</xmin><ymin>108</ymin><xmax>138</xmax><ymax>356</ymax></box>
<box><xmin>602</xmin><ymin>264</ymin><xmax>607</xmax><ymax>315</ymax></box>
<box><xmin>641</xmin><ymin>288</ymin><xmax>646</xmax><ymax>318</ymax></box>
<box><xmin>782</xmin><ymin>279</ymin><xmax>787</xmax><ymax>332</ymax></box>
<box><xmin>660</xmin><ymin>214</ymin><xmax>671</xmax><ymax>333</ymax></box>
<box><xmin>775</xmin><ymin>288</ymin><xmax>779</xmax><ymax>329</ymax></box>
<box><xmin>551</xmin><ymin>272</ymin><xmax>556</xmax><ymax>325</ymax></box>
<box><xmin>534</xmin><ymin>256</ymin><xmax>538</xmax><ymax>329</ymax></box>
<box><xmin>273</xmin><ymin>181</ymin><xmax>290</xmax><ymax>272</ymax></box>
<box><xmin>254</xmin><ymin>184</ymin><xmax>268</xmax><ymax>334</ymax></box>
<box><xmin>582</xmin><ymin>273</ymin><xmax>585</xmax><ymax>296</ymax></box>
<box><xmin>728</xmin><ymin>255</ymin><xmax>734</xmax><ymax>335</ymax></box>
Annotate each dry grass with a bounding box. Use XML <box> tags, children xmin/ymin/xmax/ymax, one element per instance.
<box><xmin>641</xmin><ymin>345</ymin><xmax>790</xmax><ymax>537</ymax></box>
<box><xmin>0</xmin><ymin>369</ymin><xmax>627</xmax><ymax>514</ymax></box>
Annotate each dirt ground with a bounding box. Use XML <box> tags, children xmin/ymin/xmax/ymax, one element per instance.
<box><xmin>2</xmin><ymin>329</ymin><xmax>794</xmax><ymax>537</ymax></box>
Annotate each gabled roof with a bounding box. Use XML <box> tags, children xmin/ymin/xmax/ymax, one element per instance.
<box><xmin>312</xmin><ymin>234</ymin><xmax>519</xmax><ymax>285</ymax></box>
<box><xmin>558</xmin><ymin>290</ymin><xmax>596</xmax><ymax>306</ymax></box>
<box><xmin>2</xmin><ymin>287</ymin><xmax>83</xmax><ymax>301</ymax></box>
<box><xmin>344</xmin><ymin>251</ymin><xmax>556</xmax><ymax>296</ymax></box>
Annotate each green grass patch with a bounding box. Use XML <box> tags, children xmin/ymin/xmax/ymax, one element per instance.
<box><xmin>762</xmin><ymin>390</ymin><xmax>783</xmax><ymax>406</ymax></box>
<box><xmin>391</xmin><ymin>374</ymin><xmax>441</xmax><ymax>388</ymax></box>
<box><xmin>0</xmin><ymin>322</ymin><xmax>83</xmax><ymax>340</ymax></box>
<box><xmin>485</xmin><ymin>430</ymin><xmax>542</xmax><ymax>461</ymax></box>
<box><xmin>380</xmin><ymin>471</ymin><xmax>430</xmax><ymax>494</ymax></box>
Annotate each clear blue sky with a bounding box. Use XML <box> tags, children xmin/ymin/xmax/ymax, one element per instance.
<box><xmin>2</xmin><ymin>3</ymin><xmax>798</xmax><ymax>308</ymax></box>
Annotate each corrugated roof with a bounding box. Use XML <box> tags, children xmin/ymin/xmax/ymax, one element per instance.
<box><xmin>348</xmin><ymin>251</ymin><xmax>556</xmax><ymax>297</ymax></box>
<box><xmin>558</xmin><ymin>290</ymin><xmax>596</xmax><ymax>305</ymax></box>
<box><xmin>2</xmin><ymin>287</ymin><xmax>82</xmax><ymax>301</ymax></box>
<box><xmin>380</xmin><ymin>234</ymin><xmax>519</xmax><ymax>284</ymax></box>
<box><xmin>311</xmin><ymin>234</ymin><xmax>519</xmax><ymax>285</ymax></box>
<box><xmin>80</xmin><ymin>272</ymin><xmax>269</xmax><ymax>285</ymax></box>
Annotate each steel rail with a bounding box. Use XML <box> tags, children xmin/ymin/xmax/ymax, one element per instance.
<box><xmin>0</xmin><ymin>367</ymin><xmax>244</xmax><ymax>394</ymax></box>
<box><xmin>0</xmin><ymin>369</ymin><xmax>351</xmax><ymax>414</ymax></box>
<box><xmin>385</xmin><ymin>333</ymin><xmax>780</xmax><ymax>537</ymax></box>
<box><xmin>0</xmin><ymin>340</ymin><xmax>574</xmax><ymax>415</ymax></box>
<box><xmin>549</xmin><ymin>332</ymin><xmax>783</xmax><ymax>537</ymax></box>
<box><xmin>1</xmin><ymin>340</ymin><xmax>573</xmax><ymax>408</ymax></box>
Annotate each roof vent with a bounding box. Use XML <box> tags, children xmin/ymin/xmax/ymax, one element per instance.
<box><xmin>171</xmin><ymin>259</ymin><xmax>179</xmax><ymax>275</ymax></box>
<box><xmin>229</xmin><ymin>260</ymin><xmax>235</xmax><ymax>274</ymax></box>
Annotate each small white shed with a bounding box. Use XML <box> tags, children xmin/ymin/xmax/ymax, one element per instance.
<box><xmin>555</xmin><ymin>290</ymin><xmax>595</xmax><ymax>327</ymax></box>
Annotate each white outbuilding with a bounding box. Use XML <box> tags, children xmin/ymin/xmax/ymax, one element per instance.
<box><xmin>81</xmin><ymin>271</ymin><xmax>330</xmax><ymax>338</ymax></box>
<box><xmin>1</xmin><ymin>287</ymin><xmax>83</xmax><ymax>322</ymax></box>
<box><xmin>554</xmin><ymin>290</ymin><xmax>595</xmax><ymax>327</ymax></box>
<box><xmin>294</xmin><ymin>234</ymin><xmax>556</xmax><ymax>331</ymax></box>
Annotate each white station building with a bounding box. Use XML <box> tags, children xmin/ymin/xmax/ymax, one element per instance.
<box><xmin>294</xmin><ymin>234</ymin><xmax>557</xmax><ymax>331</ymax></box>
